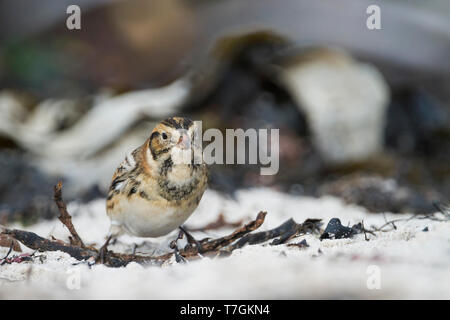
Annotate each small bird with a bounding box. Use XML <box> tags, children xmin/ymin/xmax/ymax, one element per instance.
<box><xmin>102</xmin><ymin>117</ymin><xmax>207</xmax><ymax>259</ymax></box>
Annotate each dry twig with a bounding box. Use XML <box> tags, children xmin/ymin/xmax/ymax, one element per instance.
<box><xmin>229</xmin><ymin>218</ymin><xmax>322</xmax><ymax>250</ymax></box>
<box><xmin>0</xmin><ymin>183</ymin><xmax>273</xmax><ymax>267</ymax></box>
<box><xmin>0</xmin><ymin>212</ymin><xmax>269</xmax><ymax>267</ymax></box>
<box><xmin>54</xmin><ymin>181</ymin><xmax>85</xmax><ymax>248</ymax></box>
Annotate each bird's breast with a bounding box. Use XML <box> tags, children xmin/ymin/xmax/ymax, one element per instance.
<box><xmin>157</xmin><ymin>164</ymin><xmax>207</xmax><ymax>203</ymax></box>
<box><xmin>107</xmin><ymin>163</ymin><xmax>207</xmax><ymax>238</ymax></box>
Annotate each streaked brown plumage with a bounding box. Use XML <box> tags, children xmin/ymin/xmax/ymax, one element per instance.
<box><xmin>105</xmin><ymin>117</ymin><xmax>207</xmax><ymax>239</ymax></box>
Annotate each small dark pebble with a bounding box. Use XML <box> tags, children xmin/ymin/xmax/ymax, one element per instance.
<box><xmin>422</xmin><ymin>227</ymin><xmax>429</xmax><ymax>232</ymax></box>
<box><xmin>320</xmin><ymin>218</ymin><xmax>362</xmax><ymax>240</ymax></box>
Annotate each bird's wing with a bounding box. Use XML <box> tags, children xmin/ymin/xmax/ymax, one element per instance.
<box><xmin>106</xmin><ymin>145</ymin><xmax>144</xmax><ymax>201</ymax></box>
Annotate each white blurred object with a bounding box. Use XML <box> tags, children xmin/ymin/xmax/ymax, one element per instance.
<box><xmin>23</xmin><ymin>99</ymin><xmax>80</xmax><ymax>135</ymax></box>
<box><xmin>0</xmin><ymin>78</ymin><xmax>188</xmax><ymax>156</ymax></box>
<box><xmin>281</xmin><ymin>48</ymin><xmax>390</xmax><ymax>164</ymax></box>
<box><xmin>0</xmin><ymin>92</ymin><xmax>28</xmax><ymax>141</ymax></box>
<box><xmin>40</xmin><ymin>78</ymin><xmax>190</xmax><ymax>159</ymax></box>
<box><xmin>0</xmin><ymin>78</ymin><xmax>189</xmax><ymax>194</ymax></box>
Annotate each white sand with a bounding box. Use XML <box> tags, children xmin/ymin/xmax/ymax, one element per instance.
<box><xmin>0</xmin><ymin>188</ymin><xmax>449</xmax><ymax>299</ymax></box>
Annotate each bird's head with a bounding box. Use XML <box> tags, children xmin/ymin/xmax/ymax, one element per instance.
<box><xmin>148</xmin><ymin>117</ymin><xmax>200</xmax><ymax>165</ymax></box>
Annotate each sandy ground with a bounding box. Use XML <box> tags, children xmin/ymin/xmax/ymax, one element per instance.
<box><xmin>0</xmin><ymin>188</ymin><xmax>449</xmax><ymax>299</ymax></box>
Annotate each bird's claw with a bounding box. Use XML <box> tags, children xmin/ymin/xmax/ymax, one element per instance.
<box><xmin>179</xmin><ymin>226</ymin><xmax>202</xmax><ymax>252</ymax></box>
<box><xmin>96</xmin><ymin>235</ymin><xmax>112</xmax><ymax>264</ymax></box>
<box><xmin>170</xmin><ymin>229</ymin><xmax>187</xmax><ymax>263</ymax></box>
<box><xmin>173</xmin><ymin>246</ymin><xmax>187</xmax><ymax>263</ymax></box>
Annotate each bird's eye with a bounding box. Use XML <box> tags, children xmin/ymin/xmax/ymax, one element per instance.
<box><xmin>161</xmin><ymin>132</ymin><xmax>168</xmax><ymax>140</ymax></box>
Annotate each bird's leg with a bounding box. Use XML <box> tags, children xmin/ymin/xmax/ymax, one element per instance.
<box><xmin>169</xmin><ymin>229</ymin><xmax>186</xmax><ymax>263</ymax></box>
<box><xmin>96</xmin><ymin>234</ymin><xmax>113</xmax><ymax>264</ymax></box>
<box><xmin>95</xmin><ymin>223</ymin><xmax>123</xmax><ymax>264</ymax></box>
<box><xmin>179</xmin><ymin>226</ymin><xmax>202</xmax><ymax>252</ymax></box>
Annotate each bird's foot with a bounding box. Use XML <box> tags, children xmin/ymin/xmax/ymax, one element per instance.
<box><xmin>169</xmin><ymin>230</ymin><xmax>186</xmax><ymax>263</ymax></box>
<box><xmin>173</xmin><ymin>246</ymin><xmax>187</xmax><ymax>263</ymax></box>
<box><xmin>132</xmin><ymin>243</ymin><xmax>138</xmax><ymax>255</ymax></box>
<box><xmin>179</xmin><ymin>226</ymin><xmax>202</xmax><ymax>253</ymax></box>
<box><xmin>96</xmin><ymin>235</ymin><xmax>112</xmax><ymax>264</ymax></box>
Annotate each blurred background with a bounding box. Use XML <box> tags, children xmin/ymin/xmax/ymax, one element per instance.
<box><xmin>0</xmin><ymin>0</ymin><xmax>449</xmax><ymax>224</ymax></box>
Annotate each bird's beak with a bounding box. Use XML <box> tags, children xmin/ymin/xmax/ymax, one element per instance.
<box><xmin>177</xmin><ymin>133</ymin><xmax>191</xmax><ymax>150</ymax></box>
